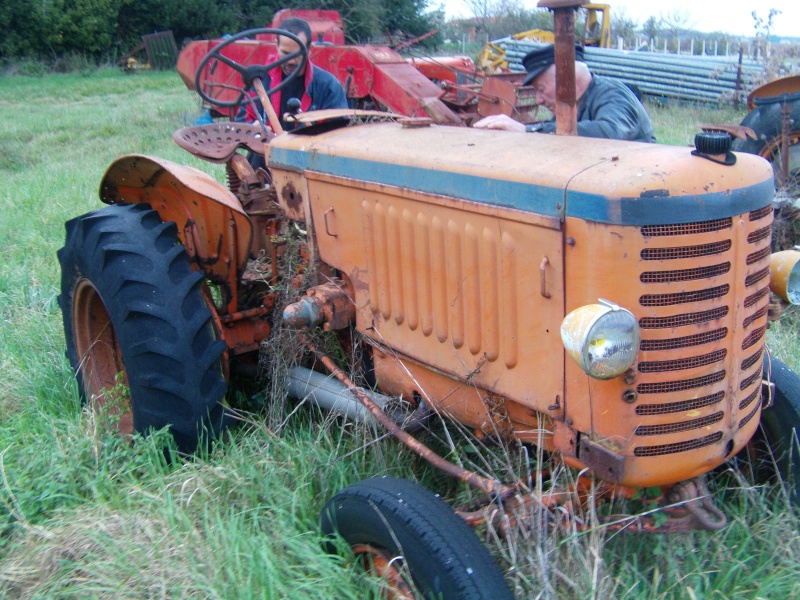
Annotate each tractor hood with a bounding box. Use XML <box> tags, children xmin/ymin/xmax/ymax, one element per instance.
<box><xmin>268</xmin><ymin>121</ymin><xmax>774</xmax><ymax>226</ymax></box>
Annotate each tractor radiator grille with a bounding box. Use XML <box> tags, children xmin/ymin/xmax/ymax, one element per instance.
<box><xmin>632</xmin><ymin>207</ymin><xmax>772</xmax><ymax>458</ymax></box>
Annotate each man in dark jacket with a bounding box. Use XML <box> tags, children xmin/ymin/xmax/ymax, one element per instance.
<box><xmin>236</xmin><ymin>17</ymin><xmax>348</xmax><ymax>168</ymax></box>
<box><xmin>474</xmin><ymin>45</ymin><xmax>656</xmax><ymax>143</ymax></box>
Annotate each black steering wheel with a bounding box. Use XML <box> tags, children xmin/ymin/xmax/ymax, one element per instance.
<box><xmin>194</xmin><ymin>28</ymin><xmax>309</xmax><ymax>110</ymax></box>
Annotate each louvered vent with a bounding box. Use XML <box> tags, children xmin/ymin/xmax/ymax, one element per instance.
<box><xmin>632</xmin><ymin>207</ymin><xmax>772</xmax><ymax>458</ymax></box>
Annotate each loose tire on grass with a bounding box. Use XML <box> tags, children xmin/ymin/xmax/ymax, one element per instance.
<box><xmin>319</xmin><ymin>477</ymin><xmax>513</xmax><ymax>600</ymax></box>
<box><xmin>57</xmin><ymin>202</ymin><xmax>229</xmax><ymax>454</ymax></box>
<box><xmin>759</xmin><ymin>355</ymin><xmax>800</xmax><ymax>501</ymax></box>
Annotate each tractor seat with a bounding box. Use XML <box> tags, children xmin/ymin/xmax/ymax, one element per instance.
<box><xmin>172</xmin><ymin>122</ymin><xmax>267</xmax><ymax>164</ymax></box>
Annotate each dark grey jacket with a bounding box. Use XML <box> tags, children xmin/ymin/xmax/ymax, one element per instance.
<box><xmin>539</xmin><ymin>75</ymin><xmax>656</xmax><ymax>142</ymax></box>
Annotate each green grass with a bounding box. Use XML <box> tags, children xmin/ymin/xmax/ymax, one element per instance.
<box><xmin>1</xmin><ymin>68</ymin><xmax>799</xmax><ymax>598</ymax></box>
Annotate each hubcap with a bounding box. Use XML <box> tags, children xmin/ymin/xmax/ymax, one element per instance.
<box><xmin>72</xmin><ymin>278</ymin><xmax>133</xmax><ymax>437</ymax></box>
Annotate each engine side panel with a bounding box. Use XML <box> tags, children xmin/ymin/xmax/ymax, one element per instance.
<box><xmin>306</xmin><ymin>171</ymin><xmax>566</xmax><ymax>422</ymax></box>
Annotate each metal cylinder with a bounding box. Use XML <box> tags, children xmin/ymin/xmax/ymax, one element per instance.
<box><xmin>286</xmin><ymin>366</ymin><xmax>393</xmax><ymax>424</ymax></box>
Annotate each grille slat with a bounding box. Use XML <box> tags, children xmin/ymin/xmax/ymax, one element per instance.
<box><xmin>741</xmin><ymin>348</ymin><xmax>764</xmax><ymax>371</ymax></box>
<box><xmin>745</xmin><ymin>267</ymin><xmax>770</xmax><ymax>287</ymax></box>
<box><xmin>635</xmin><ymin>412</ymin><xmax>724</xmax><ymax>436</ymax></box>
<box><xmin>640</xmin><ymin>285</ymin><xmax>728</xmax><ymax>307</ymax></box>
<box><xmin>738</xmin><ymin>399</ymin><xmax>762</xmax><ymax>429</ymax></box>
<box><xmin>739</xmin><ymin>386</ymin><xmax>761</xmax><ymax>411</ymax></box>
<box><xmin>742</xmin><ymin>326</ymin><xmax>766</xmax><ymax>351</ymax></box>
<box><xmin>749</xmin><ymin>205</ymin><xmax>773</xmax><ymax>221</ymax></box>
<box><xmin>636</xmin><ymin>391</ymin><xmax>724</xmax><ymax>416</ymax></box>
<box><xmin>641</xmin><ymin>241</ymin><xmax>731</xmax><ymax>261</ymax></box>
<box><xmin>746</xmin><ymin>246</ymin><xmax>771</xmax><ymax>265</ymax></box>
<box><xmin>641</xmin><ymin>263</ymin><xmax>730</xmax><ymax>283</ymax></box>
<box><xmin>640</xmin><ymin>307</ymin><xmax>728</xmax><ymax>329</ymax></box>
<box><xmin>640</xmin><ymin>328</ymin><xmax>727</xmax><ymax>352</ymax></box>
<box><xmin>641</xmin><ymin>218</ymin><xmax>732</xmax><ymax>237</ymax></box>
<box><xmin>634</xmin><ymin>432</ymin><xmax>723</xmax><ymax>457</ymax></box>
<box><xmin>744</xmin><ymin>287</ymin><xmax>770</xmax><ymax>308</ymax></box>
<box><xmin>739</xmin><ymin>368</ymin><xmax>763</xmax><ymax>391</ymax></box>
<box><xmin>637</xmin><ymin>370</ymin><xmax>726</xmax><ymax>394</ymax></box>
<box><xmin>743</xmin><ymin>306</ymin><xmax>769</xmax><ymax>329</ymax></box>
<box><xmin>639</xmin><ymin>349</ymin><xmax>727</xmax><ymax>373</ymax></box>
<box><xmin>747</xmin><ymin>225</ymin><xmax>772</xmax><ymax>244</ymax></box>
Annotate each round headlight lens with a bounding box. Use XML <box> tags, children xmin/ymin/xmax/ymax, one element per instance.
<box><xmin>562</xmin><ymin>301</ymin><xmax>640</xmax><ymax>380</ymax></box>
<box><xmin>770</xmin><ymin>250</ymin><xmax>800</xmax><ymax>305</ymax></box>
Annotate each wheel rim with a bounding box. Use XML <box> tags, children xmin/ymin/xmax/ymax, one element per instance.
<box><xmin>351</xmin><ymin>544</ymin><xmax>417</xmax><ymax>600</ymax></box>
<box><xmin>758</xmin><ymin>131</ymin><xmax>800</xmax><ymax>191</ymax></box>
<box><xmin>72</xmin><ymin>278</ymin><xmax>133</xmax><ymax>437</ymax></box>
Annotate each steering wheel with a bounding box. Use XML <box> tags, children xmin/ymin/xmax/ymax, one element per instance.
<box><xmin>194</xmin><ymin>28</ymin><xmax>309</xmax><ymax>110</ymax></box>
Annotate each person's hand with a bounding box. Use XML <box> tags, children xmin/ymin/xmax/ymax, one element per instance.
<box><xmin>472</xmin><ymin>114</ymin><xmax>525</xmax><ymax>132</ymax></box>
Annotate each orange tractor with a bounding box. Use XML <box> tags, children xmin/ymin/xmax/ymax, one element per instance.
<box><xmin>58</xmin><ymin>2</ymin><xmax>800</xmax><ymax>597</ymax></box>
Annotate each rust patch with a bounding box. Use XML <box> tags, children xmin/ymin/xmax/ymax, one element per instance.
<box><xmin>281</xmin><ymin>181</ymin><xmax>302</xmax><ymax>212</ymax></box>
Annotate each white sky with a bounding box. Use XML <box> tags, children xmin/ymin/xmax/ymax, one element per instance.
<box><xmin>435</xmin><ymin>1</ymin><xmax>799</xmax><ymax>38</ymax></box>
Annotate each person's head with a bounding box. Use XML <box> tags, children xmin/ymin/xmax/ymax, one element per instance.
<box><xmin>277</xmin><ymin>17</ymin><xmax>312</xmax><ymax>76</ymax></box>
<box><xmin>522</xmin><ymin>44</ymin><xmax>588</xmax><ymax>113</ymax></box>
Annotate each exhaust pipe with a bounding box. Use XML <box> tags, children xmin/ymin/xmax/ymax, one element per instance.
<box><xmin>286</xmin><ymin>367</ymin><xmax>390</xmax><ymax>424</ymax></box>
<box><xmin>286</xmin><ymin>366</ymin><xmax>430</xmax><ymax>430</ymax></box>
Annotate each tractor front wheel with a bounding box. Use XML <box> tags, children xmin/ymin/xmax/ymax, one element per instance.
<box><xmin>319</xmin><ymin>477</ymin><xmax>513</xmax><ymax>600</ymax></box>
<box><xmin>57</xmin><ymin>203</ymin><xmax>229</xmax><ymax>454</ymax></box>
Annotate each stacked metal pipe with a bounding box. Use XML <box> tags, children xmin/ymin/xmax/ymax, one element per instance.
<box><xmin>498</xmin><ymin>40</ymin><xmax>764</xmax><ymax>104</ymax></box>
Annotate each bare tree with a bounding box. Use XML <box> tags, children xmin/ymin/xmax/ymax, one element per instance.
<box><xmin>752</xmin><ymin>8</ymin><xmax>781</xmax><ymax>59</ymax></box>
<box><xmin>659</xmin><ymin>8</ymin><xmax>694</xmax><ymax>53</ymax></box>
<box><xmin>641</xmin><ymin>16</ymin><xmax>659</xmax><ymax>41</ymax></box>
<box><xmin>611</xmin><ymin>8</ymin><xmax>638</xmax><ymax>48</ymax></box>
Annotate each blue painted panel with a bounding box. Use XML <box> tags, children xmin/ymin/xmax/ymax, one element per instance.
<box><xmin>269</xmin><ymin>147</ymin><xmax>774</xmax><ymax>226</ymax></box>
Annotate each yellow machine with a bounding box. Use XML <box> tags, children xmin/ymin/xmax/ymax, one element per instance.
<box><xmin>477</xmin><ymin>3</ymin><xmax>611</xmax><ymax>73</ymax></box>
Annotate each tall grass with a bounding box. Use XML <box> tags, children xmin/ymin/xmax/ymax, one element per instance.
<box><xmin>0</xmin><ymin>69</ymin><xmax>798</xmax><ymax>598</ymax></box>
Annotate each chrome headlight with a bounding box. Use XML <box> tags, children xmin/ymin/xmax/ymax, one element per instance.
<box><xmin>561</xmin><ymin>299</ymin><xmax>640</xmax><ymax>380</ymax></box>
<box><xmin>770</xmin><ymin>249</ymin><xmax>800</xmax><ymax>305</ymax></box>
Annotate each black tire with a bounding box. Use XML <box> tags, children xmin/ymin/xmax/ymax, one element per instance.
<box><xmin>57</xmin><ymin>203</ymin><xmax>229</xmax><ymax>454</ymax></box>
<box><xmin>319</xmin><ymin>477</ymin><xmax>513</xmax><ymax>600</ymax></box>
<box><xmin>759</xmin><ymin>355</ymin><xmax>800</xmax><ymax>501</ymax></box>
<box><xmin>732</xmin><ymin>96</ymin><xmax>800</xmax><ymax>187</ymax></box>
<box><xmin>732</xmin><ymin>95</ymin><xmax>800</xmax><ymax>156</ymax></box>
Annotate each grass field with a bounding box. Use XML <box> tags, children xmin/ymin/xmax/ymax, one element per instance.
<box><xmin>1</xmin><ymin>68</ymin><xmax>799</xmax><ymax>598</ymax></box>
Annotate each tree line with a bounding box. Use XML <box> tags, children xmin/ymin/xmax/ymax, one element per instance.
<box><xmin>0</xmin><ymin>0</ymin><xmax>437</xmax><ymax>62</ymax></box>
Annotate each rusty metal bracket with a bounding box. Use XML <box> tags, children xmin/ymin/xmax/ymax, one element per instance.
<box><xmin>578</xmin><ymin>437</ymin><xmax>625</xmax><ymax>484</ymax></box>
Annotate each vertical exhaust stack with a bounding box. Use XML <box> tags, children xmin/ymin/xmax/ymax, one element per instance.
<box><xmin>538</xmin><ymin>0</ymin><xmax>581</xmax><ymax>135</ymax></box>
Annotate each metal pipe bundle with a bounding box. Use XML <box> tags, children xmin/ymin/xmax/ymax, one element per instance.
<box><xmin>497</xmin><ymin>39</ymin><xmax>764</xmax><ymax>104</ymax></box>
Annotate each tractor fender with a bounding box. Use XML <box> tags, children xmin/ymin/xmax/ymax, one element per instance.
<box><xmin>99</xmin><ymin>154</ymin><xmax>253</xmax><ymax>283</ymax></box>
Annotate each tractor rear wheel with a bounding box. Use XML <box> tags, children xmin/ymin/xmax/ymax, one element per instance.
<box><xmin>57</xmin><ymin>202</ymin><xmax>229</xmax><ymax>454</ymax></box>
<box><xmin>732</xmin><ymin>95</ymin><xmax>800</xmax><ymax>191</ymax></box>
<box><xmin>759</xmin><ymin>356</ymin><xmax>800</xmax><ymax>502</ymax></box>
<box><xmin>319</xmin><ymin>477</ymin><xmax>513</xmax><ymax>600</ymax></box>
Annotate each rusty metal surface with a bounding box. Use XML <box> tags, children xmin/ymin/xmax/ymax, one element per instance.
<box><xmin>71</xmin><ymin>279</ymin><xmax>133</xmax><ymax>440</ymax></box>
<box><xmin>699</xmin><ymin>124</ymin><xmax>756</xmax><ymax>141</ymax></box>
<box><xmin>747</xmin><ymin>74</ymin><xmax>800</xmax><ymax>110</ymax></box>
<box><xmin>552</xmin><ymin>2</ymin><xmax>578</xmax><ymax>136</ymax></box>
<box><xmin>99</xmin><ymin>155</ymin><xmax>252</xmax><ymax>304</ymax></box>
<box><xmin>579</xmin><ymin>436</ymin><xmax>625</xmax><ymax>484</ymax></box>
<box><xmin>173</xmin><ymin>123</ymin><xmax>268</xmax><ymax>163</ymax></box>
<box><xmin>476</xmin><ymin>72</ymin><xmax>542</xmax><ymax>122</ymax></box>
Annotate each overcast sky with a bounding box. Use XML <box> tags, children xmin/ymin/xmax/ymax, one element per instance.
<box><xmin>435</xmin><ymin>1</ymin><xmax>799</xmax><ymax>38</ymax></box>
